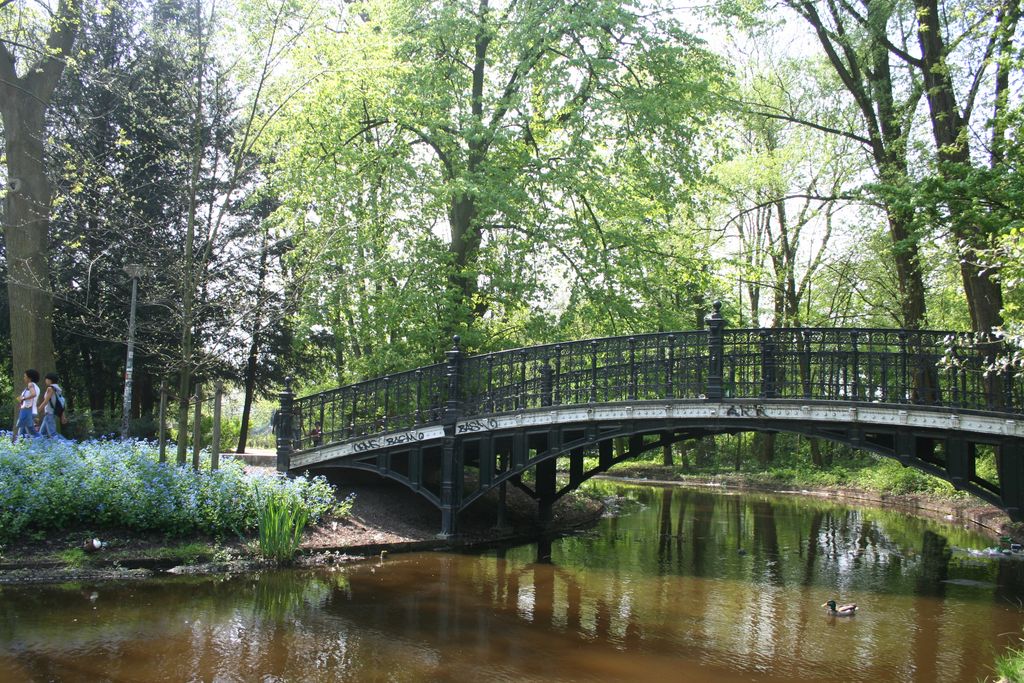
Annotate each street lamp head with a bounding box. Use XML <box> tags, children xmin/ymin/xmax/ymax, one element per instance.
<box><xmin>123</xmin><ymin>264</ymin><xmax>145</xmax><ymax>280</ymax></box>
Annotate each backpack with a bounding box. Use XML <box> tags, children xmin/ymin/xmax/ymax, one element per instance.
<box><xmin>50</xmin><ymin>386</ymin><xmax>66</xmax><ymax>418</ymax></box>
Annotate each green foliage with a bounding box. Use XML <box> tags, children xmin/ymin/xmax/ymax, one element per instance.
<box><xmin>992</xmin><ymin>636</ymin><xmax>1024</xmax><ymax>683</ymax></box>
<box><xmin>167</xmin><ymin>410</ymin><xmax>263</xmax><ymax>451</ymax></box>
<box><xmin>263</xmin><ymin>0</ymin><xmax>726</xmax><ymax>381</ymax></box>
<box><xmin>0</xmin><ymin>439</ymin><xmax>340</xmax><ymax>546</ymax></box>
<box><xmin>257</xmin><ymin>491</ymin><xmax>309</xmax><ymax>564</ymax></box>
<box><xmin>57</xmin><ymin>548</ymin><xmax>88</xmax><ymax>568</ymax></box>
<box><xmin>995</xmin><ymin>227</ymin><xmax>1024</xmax><ymax>330</ymax></box>
<box><xmin>153</xmin><ymin>542</ymin><xmax>211</xmax><ymax>565</ymax></box>
<box><xmin>333</xmin><ymin>493</ymin><xmax>356</xmax><ymax>519</ymax></box>
<box><xmin>612</xmin><ymin>433</ymin><xmax>968</xmax><ymax>499</ymax></box>
<box><xmin>849</xmin><ymin>460</ymin><xmax>958</xmax><ymax>497</ymax></box>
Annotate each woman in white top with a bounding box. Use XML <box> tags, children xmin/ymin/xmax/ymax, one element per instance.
<box><xmin>14</xmin><ymin>368</ymin><xmax>40</xmax><ymax>442</ymax></box>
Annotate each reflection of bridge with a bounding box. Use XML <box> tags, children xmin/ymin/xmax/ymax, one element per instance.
<box><xmin>275</xmin><ymin>304</ymin><xmax>1024</xmax><ymax>536</ymax></box>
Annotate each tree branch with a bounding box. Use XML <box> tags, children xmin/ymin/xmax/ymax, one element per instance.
<box><xmin>29</xmin><ymin>0</ymin><xmax>81</xmax><ymax>100</ymax></box>
<box><xmin>724</xmin><ymin>193</ymin><xmax>850</xmax><ymax>230</ymax></box>
<box><xmin>0</xmin><ymin>40</ymin><xmax>19</xmax><ymax>102</ymax></box>
<box><xmin>398</xmin><ymin>123</ymin><xmax>454</xmax><ymax>179</ymax></box>
<box><xmin>834</xmin><ymin>0</ymin><xmax>924</xmax><ymax>67</ymax></box>
<box><xmin>962</xmin><ymin>0</ymin><xmax>1019</xmax><ymax>125</ymax></box>
<box><xmin>486</xmin><ymin>28</ymin><xmax>571</xmax><ymax>146</ymax></box>
<box><xmin>733</xmin><ymin>97</ymin><xmax>873</xmax><ymax>146</ymax></box>
<box><xmin>789</xmin><ymin>0</ymin><xmax>884</xmax><ymax>157</ymax></box>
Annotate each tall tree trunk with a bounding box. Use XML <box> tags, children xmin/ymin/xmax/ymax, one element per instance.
<box><xmin>0</xmin><ymin>0</ymin><xmax>81</xmax><ymax>389</ymax></box>
<box><xmin>236</xmin><ymin>227</ymin><xmax>271</xmax><ymax>453</ymax></box>
<box><xmin>448</xmin><ymin>194</ymin><xmax>483</xmax><ymax>329</ymax></box>
<box><xmin>886</xmin><ymin>209</ymin><xmax>927</xmax><ymax>328</ymax></box>
<box><xmin>236</xmin><ymin>336</ymin><xmax>259</xmax><ymax>454</ymax></box>
<box><xmin>2</xmin><ymin>100</ymin><xmax>57</xmax><ymax>383</ymax></box>
<box><xmin>176</xmin><ymin>0</ymin><xmax>206</xmax><ymax>464</ymax></box>
<box><xmin>866</xmin><ymin>0</ymin><xmax>928</xmax><ymax>329</ymax></box>
<box><xmin>444</xmin><ymin>3</ymin><xmax>492</xmax><ymax>342</ymax></box>
<box><xmin>914</xmin><ymin>0</ymin><xmax>1004</xmax><ymax>333</ymax></box>
<box><xmin>790</xmin><ymin>0</ymin><xmax>928</xmax><ymax>329</ymax></box>
<box><xmin>810</xmin><ymin>438</ymin><xmax>824</xmax><ymax>467</ymax></box>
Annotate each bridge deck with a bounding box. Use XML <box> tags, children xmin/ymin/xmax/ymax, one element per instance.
<box><xmin>290</xmin><ymin>399</ymin><xmax>1023</xmax><ymax>470</ymax></box>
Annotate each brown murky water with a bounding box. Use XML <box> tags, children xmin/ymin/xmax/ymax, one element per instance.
<box><xmin>3</xmin><ymin>483</ymin><xmax>1024</xmax><ymax>682</ymax></box>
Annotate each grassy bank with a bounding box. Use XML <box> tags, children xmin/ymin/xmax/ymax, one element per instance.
<box><xmin>595</xmin><ymin>432</ymin><xmax>997</xmax><ymax>500</ymax></box>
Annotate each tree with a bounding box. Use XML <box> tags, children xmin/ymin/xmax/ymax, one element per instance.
<box><xmin>732</xmin><ymin>0</ymin><xmax>930</xmax><ymax>329</ymax></box>
<box><xmin>0</xmin><ymin>0</ymin><xmax>81</xmax><ymax>383</ymax></box>
<box><xmin>34</xmin><ymin>0</ymin><xmax>305</xmax><ymax>443</ymax></box>
<box><xmin>266</xmin><ymin>0</ymin><xmax>724</xmax><ymax>379</ymax></box>
<box><xmin>751</xmin><ymin>0</ymin><xmax>1022</xmax><ymax>334</ymax></box>
<box><xmin>46</xmin><ymin>0</ymin><xmax>197</xmax><ymax>432</ymax></box>
<box><xmin>907</xmin><ymin>0</ymin><xmax>1018</xmax><ymax>333</ymax></box>
<box><xmin>717</xmin><ymin>60</ymin><xmax>857</xmax><ymax>328</ymax></box>
<box><xmin>170</xmin><ymin>0</ymin><xmax>318</xmax><ymax>461</ymax></box>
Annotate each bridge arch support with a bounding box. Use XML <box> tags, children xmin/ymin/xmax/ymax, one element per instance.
<box><xmin>299</xmin><ymin>401</ymin><xmax>1024</xmax><ymax>537</ymax></box>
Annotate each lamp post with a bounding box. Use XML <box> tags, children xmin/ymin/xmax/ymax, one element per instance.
<box><xmin>120</xmin><ymin>264</ymin><xmax>144</xmax><ymax>438</ymax></box>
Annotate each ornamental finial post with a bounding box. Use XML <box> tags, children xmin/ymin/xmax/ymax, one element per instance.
<box><xmin>444</xmin><ymin>336</ymin><xmax>463</xmax><ymax>421</ymax></box>
<box><xmin>705</xmin><ymin>301</ymin><xmax>726</xmax><ymax>400</ymax></box>
<box><xmin>276</xmin><ymin>377</ymin><xmax>295</xmax><ymax>474</ymax></box>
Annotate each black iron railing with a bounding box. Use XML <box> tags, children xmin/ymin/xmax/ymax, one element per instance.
<box><xmin>720</xmin><ymin>328</ymin><xmax>1014</xmax><ymax>408</ymax></box>
<box><xmin>458</xmin><ymin>330</ymin><xmax>711</xmax><ymax>415</ymax></box>
<box><xmin>281</xmin><ymin>310</ymin><xmax>1021</xmax><ymax>457</ymax></box>
<box><xmin>290</xmin><ymin>362</ymin><xmax>448</xmax><ymax>454</ymax></box>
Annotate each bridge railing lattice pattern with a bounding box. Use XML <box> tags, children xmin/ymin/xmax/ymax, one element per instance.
<box><xmin>284</xmin><ymin>323</ymin><xmax>1020</xmax><ymax>454</ymax></box>
<box><xmin>721</xmin><ymin>328</ymin><xmax>1014</xmax><ymax>407</ymax></box>
<box><xmin>291</xmin><ymin>362</ymin><xmax>447</xmax><ymax>452</ymax></box>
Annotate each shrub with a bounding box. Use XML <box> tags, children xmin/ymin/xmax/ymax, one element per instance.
<box><xmin>0</xmin><ymin>437</ymin><xmax>340</xmax><ymax>545</ymax></box>
<box><xmin>850</xmin><ymin>459</ymin><xmax>958</xmax><ymax>496</ymax></box>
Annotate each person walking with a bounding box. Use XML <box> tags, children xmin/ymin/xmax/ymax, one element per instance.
<box><xmin>13</xmin><ymin>369</ymin><xmax>41</xmax><ymax>442</ymax></box>
<box><xmin>37</xmin><ymin>372</ymin><xmax>64</xmax><ymax>439</ymax></box>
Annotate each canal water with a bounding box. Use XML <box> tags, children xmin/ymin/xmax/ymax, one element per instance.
<box><xmin>3</xmin><ymin>482</ymin><xmax>1024</xmax><ymax>682</ymax></box>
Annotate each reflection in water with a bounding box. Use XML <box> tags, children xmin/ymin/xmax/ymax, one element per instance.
<box><xmin>2</xmin><ymin>483</ymin><xmax>1024</xmax><ymax>682</ymax></box>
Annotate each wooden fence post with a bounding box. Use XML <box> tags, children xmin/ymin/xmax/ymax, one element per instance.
<box><xmin>212</xmin><ymin>381</ymin><xmax>223</xmax><ymax>471</ymax></box>
<box><xmin>192</xmin><ymin>384</ymin><xmax>203</xmax><ymax>471</ymax></box>
<box><xmin>158</xmin><ymin>381</ymin><xmax>168</xmax><ymax>463</ymax></box>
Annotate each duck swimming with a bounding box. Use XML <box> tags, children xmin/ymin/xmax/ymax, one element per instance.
<box><xmin>822</xmin><ymin>600</ymin><xmax>857</xmax><ymax>616</ymax></box>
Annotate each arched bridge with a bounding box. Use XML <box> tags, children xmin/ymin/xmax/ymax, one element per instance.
<box><xmin>274</xmin><ymin>306</ymin><xmax>1024</xmax><ymax>537</ymax></box>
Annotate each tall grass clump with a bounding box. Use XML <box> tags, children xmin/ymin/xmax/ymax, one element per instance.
<box><xmin>257</xmin><ymin>489</ymin><xmax>310</xmax><ymax>563</ymax></box>
<box><xmin>0</xmin><ymin>437</ymin><xmax>339</xmax><ymax>545</ymax></box>
<box><xmin>992</xmin><ymin>637</ymin><xmax>1024</xmax><ymax>682</ymax></box>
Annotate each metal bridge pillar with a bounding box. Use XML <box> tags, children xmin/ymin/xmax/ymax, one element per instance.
<box><xmin>494</xmin><ymin>449</ymin><xmax>511</xmax><ymax>531</ymax></box>
<box><xmin>439</xmin><ymin>336</ymin><xmax>464</xmax><ymax>539</ymax></box>
<box><xmin>946</xmin><ymin>438</ymin><xmax>972</xmax><ymax>491</ymax></box>
<box><xmin>705</xmin><ymin>302</ymin><xmax>726</xmax><ymax>400</ymax></box>
<box><xmin>439</xmin><ymin>436</ymin><xmax>463</xmax><ymax>538</ymax></box>
<box><xmin>494</xmin><ymin>481</ymin><xmax>510</xmax><ymax>532</ymax></box>
<box><xmin>537</xmin><ymin>457</ymin><xmax>557</xmax><ymax>527</ymax></box>
<box><xmin>599</xmin><ymin>439</ymin><xmax>613</xmax><ymax>469</ymax></box>
<box><xmin>275</xmin><ymin>377</ymin><xmax>294</xmax><ymax>474</ymax></box>
<box><xmin>997</xmin><ymin>441</ymin><xmax>1024</xmax><ymax>522</ymax></box>
<box><xmin>570</xmin><ymin>448</ymin><xmax>585</xmax><ymax>487</ymax></box>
